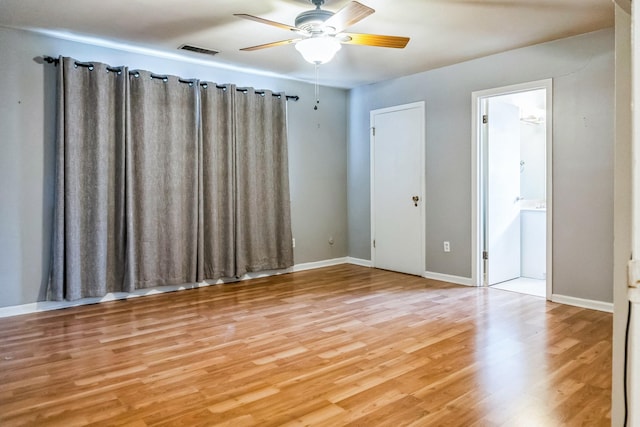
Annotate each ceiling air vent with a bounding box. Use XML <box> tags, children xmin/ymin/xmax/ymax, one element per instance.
<box><xmin>179</xmin><ymin>44</ymin><xmax>220</xmax><ymax>57</ymax></box>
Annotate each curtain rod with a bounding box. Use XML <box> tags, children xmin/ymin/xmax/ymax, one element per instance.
<box><xmin>42</xmin><ymin>56</ymin><xmax>300</xmax><ymax>102</ymax></box>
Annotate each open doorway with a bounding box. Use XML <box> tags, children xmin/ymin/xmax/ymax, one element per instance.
<box><xmin>471</xmin><ymin>80</ymin><xmax>552</xmax><ymax>299</ymax></box>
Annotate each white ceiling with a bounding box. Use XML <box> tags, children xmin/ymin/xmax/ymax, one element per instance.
<box><xmin>0</xmin><ymin>0</ymin><xmax>614</xmax><ymax>88</ymax></box>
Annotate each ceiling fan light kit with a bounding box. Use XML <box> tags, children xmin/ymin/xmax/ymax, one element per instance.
<box><xmin>235</xmin><ymin>0</ymin><xmax>409</xmax><ymax>65</ymax></box>
<box><xmin>295</xmin><ymin>37</ymin><xmax>342</xmax><ymax>64</ymax></box>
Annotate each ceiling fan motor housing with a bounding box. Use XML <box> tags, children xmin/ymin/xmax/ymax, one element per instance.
<box><xmin>295</xmin><ymin>9</ymin><xmax>335</xmax><ymax>34</ymax></box>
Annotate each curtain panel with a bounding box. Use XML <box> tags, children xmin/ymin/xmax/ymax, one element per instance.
<box><xmin>201</xmin><ymin>84</ymin><xmax>235</xmax><ymax>280</ymax></box>
<box><xmin>125</xmin><ymin>72</ymin><xmax>201</xmax><ymax>290</ymax></box>
<box><xmin>50</xmin><ymin>58</ymin><xmax>127</xmax><ymax>301</ymax></box>
<box><xmin>235</xmin><ymin>89</ymin><xmax>293</xmax><ymax>276</ymax></box>
<box><xmin>49</xmin><ymin>57</ymin><xmax>294</xmax><ymax>301</ymax></box>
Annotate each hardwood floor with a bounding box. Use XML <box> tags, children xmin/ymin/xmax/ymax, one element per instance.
<box><xmin>0</xmin><ymin>265</ymin><xmax>611</xmax><ymax>426</ymax></box>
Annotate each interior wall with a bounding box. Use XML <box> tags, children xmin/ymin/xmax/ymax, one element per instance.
<box><xmin>612</xmin><ymin>4</ymin><xmax>632</xmax><ymax>424</ymax></box>
<box><xmin>520</xmin><ymin>122</ymin><xmax>546</xmax><ymax>202</ymax></box>
<box><xmin>0</xmin><ymin>26</ymin><xmax>349</xmax><ymax>308</ymax></box>
<box><xmin>348</xmin><ymin>28</ymin><xmax>615</xmax><ymax>302</ymax></box>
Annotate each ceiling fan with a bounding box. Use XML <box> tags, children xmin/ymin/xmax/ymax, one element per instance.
<box><xmin>234</xmin><ymin>0</ymin><xmax>410</xmax><ymax>64</ymax></box>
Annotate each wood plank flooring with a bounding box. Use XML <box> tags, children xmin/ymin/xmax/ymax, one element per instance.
<box><xmin>0</xmin><ymin>265</ymin><xmax>612</xmax><ymax>426</ymax></box>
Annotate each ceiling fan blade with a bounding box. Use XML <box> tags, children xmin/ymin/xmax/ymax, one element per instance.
<box><xmin>323</xmin><ymin>1</ymin><xmax>374</xmax><ymax>33</ymax></box>
<box><xmin>340</xmin><ymin>33</ymin><xmax>410</xmax><ymax>49</ymax></box>
<box><xmin>239</xmin><ymin>39</ymin><xmax>302</xmax><ymax>51</ymax></box>
<box><xmin>234</xmin><ymin>13</ymin><xmax>299</xmax><ymax>32</ymax></box>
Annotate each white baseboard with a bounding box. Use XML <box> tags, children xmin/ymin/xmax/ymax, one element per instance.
<box><xmin>0</xmin><ymin>281</ymin><xmax>216</xmax><ymax>318</ymax></box>
<box><xmin>423</xmin><ymin>271</ymin><xmax>474</xmax><ymax>287</ymax></box>
<box><xmin>551</xmin><ymin>294</ymin><xmax>614</xmax><ymax>313</ymax></box>
<box><xmin>292</xmin><ymin>257</ymin><xmax>348</xmax><ymax>272</ymax></box>
<box><xmin>0</xmin><ymin>261</ymin><xmax>616</xmax><ymax>318</ymax></box>
<box><xmin>0</xmin><ymin>258</ymin><xmax>354</xmax><ymax>318</ymax></box>
<box><xmin>347</xmin><ymin>257</ymin><xmax>372</xmax><ymax>267</ymax></box>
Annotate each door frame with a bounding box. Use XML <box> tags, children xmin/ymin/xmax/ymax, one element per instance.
<box><xmin>370</xmin><ymin>101</ymin><xmax>426</xmax><ymax>274</ymax></box>
<box><xmin>471</xmin><ymin>79</ymin><xmax>553</xmax><ymax>299</ymax></box>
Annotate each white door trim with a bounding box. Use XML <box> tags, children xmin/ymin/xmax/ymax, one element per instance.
<box><xmin>370</xmin><ymin>101</ymin><xmax>426</xmax><ymax>273</ymax></box>
<box><xmin>471</xmin><ymin>79</ymin><xmax>553</xmax><ymax>299</ymax></box>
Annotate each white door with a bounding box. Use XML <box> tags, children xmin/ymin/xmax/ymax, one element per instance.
<box><xmin>486</xmin><ymin>99</ymin><xmax>521</xmax><ymax>285</ymax></box>
<box><xmin>371</xmin><ymin>102</ymin><xmax>424</xmax><ymax>276</ymax></box>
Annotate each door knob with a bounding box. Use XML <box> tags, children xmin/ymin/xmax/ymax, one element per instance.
<box><xmin>412</xmin><ymin>196</ymin><xmax>419</xmax><ymax>207</ymax></box>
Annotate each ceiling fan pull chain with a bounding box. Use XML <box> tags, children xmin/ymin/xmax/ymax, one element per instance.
<box><xmin>314</xmin><ymin>63</ymin><xmax>320</xmax><ymax>110</ymax></box>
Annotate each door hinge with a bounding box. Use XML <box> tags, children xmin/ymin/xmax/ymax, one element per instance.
<box><xmin>482</xmin><ymin>115</ymin><xmax>488</xmax><ymax>124</ymax></box>
<box><xmin>629</xmin><ymin>260</ymin><xmax>640</xmax><ymax>288</ymax></box>
<box><xmin>372</xmin><ymin>127</ymin><xmax>376</xmax><ymax>136</ymax></box>
<box><xmin>482</xmin><ymin>251</ymin><xmax>488</xmax><ymax>260</ymax></box>
<box><xmin>373</xmin><ymin>239</ymin><xmax>376</xmax><ymax>248</ymax></box>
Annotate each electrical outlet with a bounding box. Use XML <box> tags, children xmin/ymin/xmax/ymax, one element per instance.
<box><xmin>443</xmin><ymin>241</ymin><xmax>450</xmax><ymax>252</ymax></box>
<box><xmin>292</xmin><ymin>238</ymin><xmax>296</xmax><ymax>248</ymax></box>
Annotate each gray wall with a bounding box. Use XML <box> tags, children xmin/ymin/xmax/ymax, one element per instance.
<box><xmin>0</xmin><ymin>25</ymin><xmax>616</xmax><ymax>307</ymax></box>
<box><xmin>348</xmin><ymin>29</ymin><xmax>614</xmax><ymax>302</ymax></box>
<box><xmin>0</xmin><ymin>26</ymin><xmax>349</xmax><ymax>308</ymax></box>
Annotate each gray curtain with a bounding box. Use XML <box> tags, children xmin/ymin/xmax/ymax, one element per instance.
<box><xmin>200</xmin><ymin>84</ymin><xmax>236</xmax><ymax>279</ymax></box>
<box><xmin>234</xmin><ymin>89</ymin><xmax>294</xmax><ymax>276</ymax></box>
<box><xmin>50</xmin><ymin>57</ymin><xmax>127</xmax><ymax>300</ymax></box>
<box><xmin>49</xmin><ymin>58</ymin><xmax>294</xmax><ymax>301</ymax></box>
<box><xmin>124</xmin><ymin>72</ymin><xmax>201</xmax><ymax>290</ymax></box>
